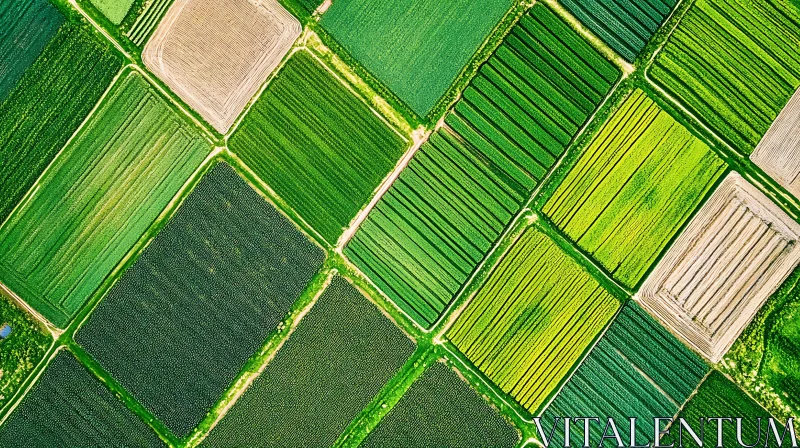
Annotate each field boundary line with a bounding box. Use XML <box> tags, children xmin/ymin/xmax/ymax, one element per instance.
<box><xmin>68</xmin><ymin>0</ymin><xmax>133</xmax><ymax>61</ymax></box>
<box><xmin>0</xmin><ymin>344</ymin><xmax>62</xmax><ymax>427</ymax></box>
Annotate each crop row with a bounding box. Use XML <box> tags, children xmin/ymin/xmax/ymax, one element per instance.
<box><xmin>127</xmin><ymin>0</ymin><xmax>174</xmax><ymax>46</ymax></box>
<box><xmin>750</xmin><ymin>87</ymin><xmax>800</xmax><ymax>200</ymax></box>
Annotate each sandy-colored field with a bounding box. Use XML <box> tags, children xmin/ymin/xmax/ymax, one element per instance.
<box><xmin>751</xmin><ymin>87</ymin><xmax>800</xmax><ymax>199</ymax></box>
<box><xmin>143</xmin><ymin>0</ymin><xmax>300</xmax><ymax>133</ymax></box>
<box><xmin>636</xmin><ymin>173</ymin><xmax>800</xmax><ymax>362</ymax></box>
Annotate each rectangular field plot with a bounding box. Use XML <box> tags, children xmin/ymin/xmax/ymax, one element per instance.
<box><xmin>75</xmin><ymin>163</ymin><xmax>325</xmax><ymax>437</ymax></box>
<box><xmin>345</xmin><ymin>3</ymin><xmax>619</xmax><ymax>329</ymax></box>
<box><xmin>541</xmin><ymin>302</ymin><xmax>708</xmax><ymax>446</ymax></box>
<box><xmin>638</xmin><ymin>173</ymin><xmax>800</xmax><ymax>363</ymax></box>
<box><xmin>0</xmin><ymin>351</ymin><xmax>164</xmax><ymax>447</ymax></box>
<box><xmin>751</xmin><ymin>87</ymin><xmax>800</xmax><ymax>199</ymax></box>
<box><xmin>543</xmin><ymin>89</ymin><xmax>726</xmax><ymax>288</ymax></box>
<box><xmin>320</xmin><ymin>0</ymin><xmax>513</xmax><ymax>117</ymax></box>
<box><xmin>0</xmin><ymin>294</ymin><xmax>50</xmax><ymax>410</ymax></box>
<box><xmin>202</xmin><ymin>276</ymin><xmax>414</xmax><ymax>447</ymax></box>
<box><xmin>361</xmin><ymin>362</ymin><xmax>519</xmax><ymax>448</ymax></box>
<box><xmin>0</xmin><ymin>21</ymin><xmax>122</xmax><ymax>224</ymax></box>
<box><xmin>447</xmin><ymin>228</ymin><xmax>619</xmax><ymax>413</ymax></box>
<box><xmin>229</xmin><ymin>51</ymin><xmax>407</xmax><ymax>245</ymax></box>
<box><xmin>650</xmin><ymin>0</ymin><xmax>800</xmax><ymax>153</ymax></box>
<box><xmin>0</xmin><ymin>71</ymin><xmax>209</xmax><ymax>328</ymax></box>
<box><xmin>91</xmin><ymin>0</ymin><xmax>134</xmax><ymax>24</ymax></box>
<box><xmin>560</xmin><ymin>0</ymin><xmax>677</xmax><ymax>61</ymax></box>
<box><xmin>143</xmin><ymin>0</ymin><xmax>300</xmax><ymax>133</ymax></box>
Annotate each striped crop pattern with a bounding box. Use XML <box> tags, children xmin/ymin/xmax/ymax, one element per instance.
<box><xmin>127</xmin><ymin>0</ymin><xmax>173</xmax><ymax>46</ymax></box>
<box><xmin>447</xmin><ymin>228</ymin><xmax>619</xmax><ymax>413</ymax></box>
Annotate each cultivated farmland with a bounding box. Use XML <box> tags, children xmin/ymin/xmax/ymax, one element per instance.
<box><xmin>0</xmin><ymin>71</ymin><xmax>210</xmax><ymax>328</ymax></box>
<box><xmin>320</xmin><ymin>0</ymin><xmax>513</xmax><ymax>117</ymax></box>
<box><xmin>0</xmin><ymin>0</ymin><xmax>62</xmax><ymax>101</ymax></box>
<box><xmin>750</xmin><ymin>88</ymin><xmax>800</xmax><ymax>199</ymax></box>
<box><xmin>76</xmin><ymin>163</ymin><xmax>325</xmax><ymax>437</ymax></box>
<box><xmin>541</xmin><ymin>302</ymin><xmax>708</xmax><ymax>446</ymax></box>
<box><xmin>229</xmin><ymin>51</ymin><xmax>408</xmax><ymax>245</ymax></box>
<box><xmin>560</xmin><ymin>0</ymin><xmax>677</xmax><ymax>62</ymax></box>
<box><xmin>345</xmin><ymin>3</ymin><xmax>619</xmax><ymax>328</ymax></box>
<box><xmin>143</xmin><ymin>0</ymin><xmax>301</xmax><ymax>133</ymax></box>
<box><xmin>127</xmin><ymin>0</ymin><xmax>174</xmax><ymax>46</ymax></box>
<box><xmin>0</xmin><ymin>351</ymin><xmax>164</xmax><ymax>447</ymax></box>
<box><xmin>447</xmin><ymin>228</ymin><xmax>619</xmax><ymax>413</ymax></box>
<box><xmin>91</xmin><ymin>0</ymin><xmax>134</xmax><ymax>25</ymax></box>
<box><xmin>543</xmin><ymin>89</ymin><xmax>726</xmax><ymax>288</ymax></box>
<box><xmin>361</xmin><ymin>362</ymin><xmax>519</xmax><ymax>448</ymax></box>
<box><xmin>650</xmin><ymin>0</ymin><xmax>800</xmax><ymax>153</ymax></box>
<box><xmin>202</xmin><ymin>276</ymin><xmax>414</xmax><ymax>446</ymax></box>
<box><xmin>637</xmin><ymin>173</ymin><xmax>800</xmax><ymax>363</ymax></box>
<box><xmin>0</xmin><ymin>295</ymin><xmax>50</xmax><ymax>409</ymax></box>
<box><xmin>0</xmin><ymin>21</ymin><xmax>122</xmax><ymax>224</ymax></box>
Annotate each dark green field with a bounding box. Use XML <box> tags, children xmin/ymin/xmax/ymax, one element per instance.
<box><xmin>76</xmin><ymin>163</ymin><xmax>325</xmax><ymax>437</ymax></box>
<box><xmin>229</xmin><ymin>51</ymin><xmax>407</xmax><ymax>245</ymax></box>
<box><xmin>0</xmin><ymin>351</ymin><xmax>163</xmax><ymax>447</ymax></box>
<box><xmin>361</xmin><ymin>362</ymin><xmax>519</xmax><ymax>447</ymax></box>
<box><xmin>203</xmin><ymin>276</ymin><xmax>415</xmax><ymax>446</ymax></box>
<box><xmin>0</xmin><ymin>295</ymin><xmax>50</xmax><ymax>410</ymax></box>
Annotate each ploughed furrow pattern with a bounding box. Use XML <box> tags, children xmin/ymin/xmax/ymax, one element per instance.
<box><xmin>345</xmin><ymin>128</ymin><xmax>521</xmax><ymax>328</ymax></box>
<box><xmin>560</xmin><ymin>0</ymin><xmax>678</xmax><ymax>62</ymax></box>
<box><xmin>0</xmin><ymin>22</ymin><xmax>122</xmax><ymax>225</ymax></box>
<box><xmin>447</xmin><ymin>228</ymin><xmax>619</xmax><ymax>413</ymax></box>
<box><xmin>543</xmin><ymin>89</ymin><xmax>726</xmax><ymax>288</ymax></box>
<box><xmin>0</xmin><ymin>71</ymin><xmax>210</xmax><ymax>328</ymax></box>
<box><xmin>127</xmin><ymin>0</ymin><xmax>174</xmax><ymax>46</ymax></box>
<box><xmin>638</xmin><ymin>173</ymin><xmax>800</xmax><ymax>363</ymax></box>
<box><xmin>750</xmin><ymin>87</ymin><xmax>800</xmax><ymax>199</ymax></box>
<box><xmin>650</xmin><ymin>0</ymin><xmax>800</xmax><ymax>153</ymax></box>
<box><xmin>447</xmin><ymin>3</ymin><xmax>619</xmax><ymax>189</ymax></box>
<box><xmin>541</xmin><ymin>302</ymin><xmax>708</xmax><ymax>446</ymax></box>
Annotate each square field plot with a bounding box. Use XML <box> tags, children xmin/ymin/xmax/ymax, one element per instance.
<box><xmin>541</xmin><ymin>302</ymin><xmax>708</xmax><ymax>446</ymax></box>
<box><xmin>751</xmin><ymin>87</ymin><xmax>800</xmax><ymax>200</ymax></box>
<box><xmin>345</xmin><ymin>3</ymin><xmax>619</xmax><ymax>329</ymax></box>
<box><xmin>543</xmin><ymin>89</ymin><xmax>726</xmax><ymax>289</ymax></box>
<box><xmin>0</xmin><ymin>71</ymin><xmax>208</xmax><ymax>328</ymax></box>
<box><xmin>320</xmin><ymin>0</ymin><xmax>513</xmax><ymax>117</ymax></box>
<box><xmin>0</xmin><ymin>351</ymin><xmax>163</xmax><ymax>447</ymax></box>
<box><xmin>202</xmin><ymin>276</ymin><xmax>414</xmax><ymax>447</ymax></box>
<box><xmin>228</xmin><ymin>50</ymin><xmax>408</xmax><ymax>245</ymax></box>
<box><xmin>447</xmin><ymin>228</ymin><xmax>619</xmax><ymax>414</ymax></box>
<box><xmin>637</xmin><ymin>173</ymin><xmax>800</xmax><ymax>363</ymax></box>
<box><xmin>143</xmin><ymin>0</ymin><xmax>301</xmax><ymax>133</ymax></box>
<box><xmin>650</xmin><ymin>0</ymin><xmax>800</xmax><ymax>153</ymax></box>
<box><xmin>361</xmin><ymin>362</ymin><xmax>519</xmax><ymax>448</ymax></box>
<box><xmin>76</xmin><ymin>163</ymin><xmax>325</xmax><ymax>437</ymax></box>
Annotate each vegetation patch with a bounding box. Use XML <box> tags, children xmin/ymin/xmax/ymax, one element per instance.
<box><xmin>0</xmin><ymin>71</ymin><xmax>210</xmax><ymax>328</ymax></box>
<box><xmin>447</xmin><ymin>228</ymin><xmax>619</xmax><ymax>413</ymax></box>
<box><xmin>541</xmin><ymin>302</ymin><xmax>708</xmax><ymax>446</ymax></box>
<box><xmin>320</xmin><ymin>0</ymin><xmax>513</xmax><ymax>117</ymax></box>
<box><xmin>650</xmin><ymin>0</ymin><xmax>800</xmax><ymax>153</ymax></box>
<box><xmin>76</xmin><ymin>162</ymin><xmax>324</xmax><ymax>437</ymax></box>
<box><xmin>143</xmin><ymin>0</ymin><xmax>301</xmax><ymax>133</ymax></box>
<box><xmin>361</xmin><ymin>362</ymin><xmax>519</xmax><ymax>447</ymax></box>
<box><xmin>202</xmin><ymin>276</ymin><xmax>414</xmax><ymax>446</ymax></box>
<box><xmin>230</xmin><ymin>51</ymin><xmax>407</xmax><ymax>245</ymax></box>
<box><xmin>0</xmin><ymin>351</ymin><xmax>164</xmax><ymax>447</ymax></box>
<box><xmin>560</xmin><ymin>0</ymin><xmax>677</xmax><ymax>62</ymax></box>
<box><xmin>0</xmin><ymin>295</ymin><xmax>50</xmax><ymax>409</ymax></box>
<box><xmin>91</xmin><ymin>0</ymin><xmax>135</xmax><ymax>25</ymax></box>
<box><xmin>543</xmin><ymin>89</ymin><xmax>726</xmax><ymax>288</ymax></box>
<box><xmin>0</xmin><ymin>21</ymin><xmax>122</xmax><ymax>225</ymax></box>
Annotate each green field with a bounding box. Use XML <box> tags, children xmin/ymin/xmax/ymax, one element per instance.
<box><xmin>723</xmin><ymin>265</ymin><xmax>800</xmax><ymax>424</ymax></box>
<box><xmin>0</xmin><ymin>295</ymin><xmax>50</xmax><ymax>409</ymax></box>
<box><xmin>0</xmin><ymin>71</ymin><xmax>209</xmax><ymax>328</ymax></box>
<box><xmin>541</xmin><ymin>302</ymin><xmax>708</xmax><ymax>446</ymax></box>
<box><xmin>320</xmin><ymin>0</ymin><xmax>513</xmax><ymax>117</ymax></box>
<box><xmin>447</xmin><ymin>228</ymin><xmax>619</xmax><ymax>413</ymax></box>
<box><xmin>0</xmin><ymin>0</ymin><xmax>63</xmax><ymax>101</ymax></box>
<box><xmin>361</xmin><ymin>362</ymin><xmax>519</xmax><ymax>447</ymax></box>
<box><xmin>650</xmin><ymin>0</ymin><xmax>800</xmax><ymax>153</ymax></box>
<box><xmin>90</xmin><ymin>0</ymin><xmax>134</xmax><ymax>25</ymax></box>
<box><xmin>203</xmin><ymin>276</ymin><xmax>415</xmax><ymax>446</ymax></box>
<box><xmin>0</xmin><ymin>351</ymin><xmax>164</xmax><ymax>446</ymax></box>
<box><xmin>126</xmin><ymin>0</ymin><xmax>173</xmax><ymax>46</ymax></box>
<box><xmin>560</xmin><ymin>0</ymin><xmax>677</xmax><ymax>62</ymax></box>
<box><xmin>0</xmin><ymin>21</ymin><xmax>122</xmax><ymax>225</ymax></box>
<box><xmin>543</xmin><ymin>89</ymin><xmax>726</xmax><ymax>288</ymax></box>
<box><xmin>229</xmin><ymin>51</ymin><xmax>407</xmax><ymax>245</ymax></box>
<box><xmin>76</xmin><ymin>162</ymin><xmax>325</xmax><ymax>437</ymax></box>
